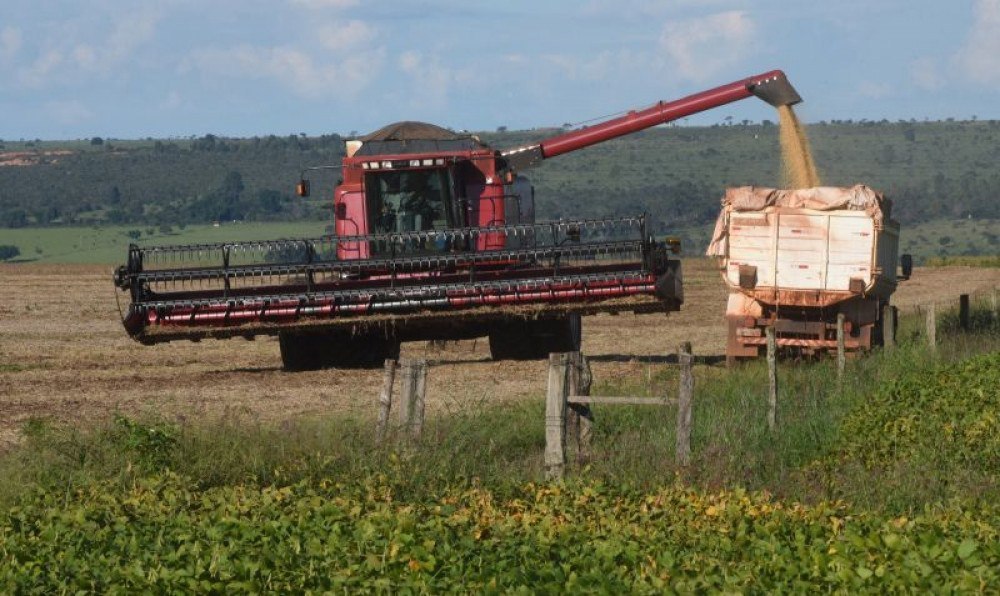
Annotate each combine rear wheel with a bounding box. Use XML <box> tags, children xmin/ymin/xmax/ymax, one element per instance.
<box><xmin>489</xmin><ymin>314</ymin><xmax>582</xmax><ymax>360</ymax></box>
<box><xmin>279</xmin><ymin>331</ymin><xmax>400</xmax><ymax>371</ymax></box>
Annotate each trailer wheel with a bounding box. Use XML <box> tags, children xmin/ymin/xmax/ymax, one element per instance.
<box><xmin>489</xmin><ymin>314</ymin><xmax>582</xmax><ymax>360</ymax></box>
<box><xmin>279</xmin><ymin>331</ymin><xmax>400</xmax><ymax>371</ymax></box>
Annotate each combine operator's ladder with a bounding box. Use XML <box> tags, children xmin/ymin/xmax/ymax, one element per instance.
<box><xmin>114</xmin><ymin>216</ymin><xmax>682</xmax><ymax>344</ymax></box>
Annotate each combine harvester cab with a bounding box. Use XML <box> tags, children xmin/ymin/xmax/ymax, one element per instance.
<box><xmin>115</xmin><ymin>70</ymin><xmax>802</xmax><ymax>371</ymax></box>
<box><xmin>707</xmin><ymin>185</ymin><xmax>912</xmax><ymax>365</ymax></box>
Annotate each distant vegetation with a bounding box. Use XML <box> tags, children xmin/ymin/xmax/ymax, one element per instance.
<box><xmin>2</xmin><ymin>120</ymin><xmax>1000</xmax><ymax>260</ymax></box>
<box><xmin>0</xmin><ymin>245</ymin><xmax>19</xmax><ymax>260</ymax></box>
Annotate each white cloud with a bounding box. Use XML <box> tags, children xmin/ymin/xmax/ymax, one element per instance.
<box><xmin>658</xmin><ymin>11</ymin><xmax>756</xmax><ymax>81</ymax></box>
<box><xmin>394</xmin><ymin>50</ymin><xmax>477</xmax><ymax>114</ymax></box>
<box><xmin>73</xmin><ymin>44</ymin><xmax>98</xmax><ymax>69</ymax></box>
<box><xmin>161</xmin><ymin>90</ymin><xmax>182</xmax><ymax>110</ymax></box>
<box><xmin>105</xmin><ymin>10</ymin><xmax>160</xmax><ymax>64</ymax></box>
<box><xmin>9</xmin><ymin>9</ymin><xmax>160</xmax><ymax>88</ymax></box>
<box><xmin>0</xmin><ymin>27</ymin><xmax>21</xmax><ymax>61</ymax></box>
<box><xmin>290</xmin><ymin>0</ymin><xmax>358</xmax><ymax>9</ymax></box>
<box><xmin>397</xmin><ymin>51</ymin><xmax>455</xmax><ymax>109</ymax></box>
<box><xmin>955</xmin><ymin>0</ymin><xmax>1000</xmax><ymax>86</ymax></box>
<box><xmin>543</xmin><ymin>52</ymin><xmax>614</xmax><ymax>82</ymax></box>
<box><xmin>317</xmin><ymin>20</ymin><xmax>375</xmax><ymax>52</ymax></box>
<box><xmin>19</xmin><ymin>50</ymin><xmax>65</xmax><ymax>88</ymax></box>
<box><xmin>45</xmin><ymin>99</ymin><xmax>94</xmax><ymax>125</ymax></box>
<box><xmin>910</xmin><ymin>57</ymin><xmax>943</xmax><ymax>91</ymax></box>
<box><xmin>185</xmin><ymin>13</ymin><xmax>380</xmax><ymax>101</ymax></box>
<box><xmin>188</xmin><ymin>44</ymin><xmax>383</xmax><ymax>99</ymax></box>
<box><xmin>858</xmin><ymin>81</ymin><xmax>892</xmax><ymax>99</ymax></box>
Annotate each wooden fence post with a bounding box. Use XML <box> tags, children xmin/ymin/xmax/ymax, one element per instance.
<box><xmin>568</xmin><ymin>352</ymin><xmax>594</xmax><ymax>466</ymax></box>
<box><xmin>959</xmin><ymin>294</ymin><xmax>970</xmax><ymax>331</ymax></box>
<box><xmin>836</xmin><ymin>313</ymin><xmax>846</xmax><ymax>377</ymax></box>
<box><xmin>766</xmin><ymin>326</ymin><xmax>777</xmax><ymax>431</ymax></box>
<box><xmin>992</xmin><ymin>288</ymin><xmax>998</xmax><ymax>323</ymax></box>
<box><xmin>410</xmin><ymin>360</ymin><xmax>427</xmax><ymax>441</ymax></box>
<box><xmin>882</xmin><ymin>303</ymin><xmax>895</xmax><ymax>350</ymax></box>
<box><xmin>926</xmin><ymin>303</ymin><xmax>937</xmax><ymax>350</ymax></box>
<box><xmin>675</xmin><ymin>342</ymin><xmax>693</xmax><ymax>466</ymax></box>
<box><xmin>566</xmin><ymin>352</ymin><xmax>580</xmax><ymax>452</ymax></box>
<box><xmin>398</xmin><ymin>359</ymin><xmax>427</xmax><ymax>442</ymax></box>
<box><xmin>375</xmin><ymin>359</ymin><xmax>397</xmax><ymax>444</ymax></box>
<box><xmin>545</xmin><ymin>353</ymin><xmax>570</xmax><ymax>481</ymax></box>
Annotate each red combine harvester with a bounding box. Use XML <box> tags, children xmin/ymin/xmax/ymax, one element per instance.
<box><xmin>114</xmin><ymin>70</ymin><xmax>802</xmax><ymax>370</ymax></box>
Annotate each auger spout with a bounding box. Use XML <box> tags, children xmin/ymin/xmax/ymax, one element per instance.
<box><xmin>501</xmin><ymin>69</ymin><xmax>801</xmax><ymax>170</ymax></box>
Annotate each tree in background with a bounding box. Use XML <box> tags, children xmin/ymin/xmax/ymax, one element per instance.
<box><xmin>0</xmin><ymin>245</ymin><xmax>20</xmax><ymax>260</ymax></box>
<box><xmin>2</xmin><ymin>210</ymin><xmax>28</xmax><ymax>228</ymax></box>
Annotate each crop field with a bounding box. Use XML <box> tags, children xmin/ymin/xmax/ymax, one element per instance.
<box><xmin>0</xmin><ymin>221</ymin><xmax>330</xmax><ymax>264</ymax></box>
<box><xmin>1</xmin><ymin>259</ymin><xmax>997</xmax><ymax>449</ymax></box>
<box><xmin>2</xmin><ymin>260</ymin><xmax>999</xmax><ymax>591</ymax></box>
<box><xmin>3</xmin><ymin>217</ymin><xmax>1000</xmax><ymax>265</ymax></box>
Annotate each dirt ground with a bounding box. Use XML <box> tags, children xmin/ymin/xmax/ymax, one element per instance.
<box><xmin>1</xmin><ymin>260</ymin><xmax>998</xmax><ymax>450</ymax></box>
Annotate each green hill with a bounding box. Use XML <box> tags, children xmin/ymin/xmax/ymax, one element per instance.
<box><xmin>2</xmin><ymin>120</ymin><xmax>999</xmax><ymax>261</ymax></box>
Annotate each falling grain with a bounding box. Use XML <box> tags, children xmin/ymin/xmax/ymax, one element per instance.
<box><xmin>778</xmin><ymin>105</ymin><xmax>820</xmax><ymax>188</ymax></box>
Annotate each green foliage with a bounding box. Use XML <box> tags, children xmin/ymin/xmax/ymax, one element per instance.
<box><xmin>808</xmin><ymin>351</ymin><xmax>1000</xmax><ymax>509</ymax></box>
<box><xmin>1</xmin><ymin>313</ymin><xmax>998</xmax><ymax>590</ymax></box>
<box><xmin>1</xmin><ymin>476</ymin><xmax>998</xmax><ymax>592</ymax></box>
<box><xmin>2</xmin><ymin>121</ymin><xmax>1000</xmax><ymax>234</ymax></box>
<box><xmin>0</xmin><ymin>244</ymin><xmax>20</xmax><ymax>260</ymax></box>
<box><xmin>926</xmin><ymin>255</ymin><xmax>1000</xmax><ymax>267</ymax></box>
<box><xmin>1</xmin><ymin>209</ymin><xmax>28</xmax><ymax>228</ymax></box>
<box><xmin>0</xmin><ymin>221</ymin><xmax>330</xmax><ymax>263</ymax></box>
<box><xmin>0</xmin><ymin>134</ymin><xmax>339</xmax><ymax>226</ymax></box>
<box><xmin>109</xmin><ymin>415</ymin><xmax>179</xmax><ymax>473</ymax></box>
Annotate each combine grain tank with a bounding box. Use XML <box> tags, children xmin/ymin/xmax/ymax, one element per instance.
<box><xmin>707</xmin><ymin>185</ymin><xmax>909</xmax><ymax>364</ymax></box>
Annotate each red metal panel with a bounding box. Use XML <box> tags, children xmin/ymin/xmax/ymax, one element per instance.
<box><xmin>335</xmin><ymin>187</ymin><xmax>367</xmax><ymax>259</ymax></box>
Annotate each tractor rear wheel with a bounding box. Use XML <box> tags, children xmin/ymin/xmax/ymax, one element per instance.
<box><xmin>489</xmin><ymin>314</ymin><xmax>581</xmax><ymax>360</ymax></box>
<box><xmin>279</xmin><ymin>331</ymin><xmax>400</xmax><ymax>371</ymax></box>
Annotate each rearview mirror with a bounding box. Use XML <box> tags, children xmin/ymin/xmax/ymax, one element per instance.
<box><xmin>900</xmin><ymin>253</ymin><xmax>913</xmax><ymax>280</ymax></box>
<box><xmin>296</xmin><ymin>179</ymin><xmax>310</xmax><ymax>197</ymax></box>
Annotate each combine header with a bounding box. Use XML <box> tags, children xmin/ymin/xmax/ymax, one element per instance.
<box><xmin>115</xmin><ymin>70</ymin><xmax>802</xmax><ymax>370</ymax></box>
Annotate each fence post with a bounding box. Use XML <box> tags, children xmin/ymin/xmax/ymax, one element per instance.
<box><xmin>675</xmin><ymin>342</ymin><xmax>693</xmax><ymax>466</ymax></box>
<box><xmin>882</xmin><ymin>303</ymin><xmax>895</xmax><ymax>351</ymax></box>
<box><xmin>410</xmin><ymin>360</ymin><xmax>427</xmax><ymax>441</ymax></box>
<box><xmin>766</xmin><ymin>326</ymin><xmax>777</xmax><ymax>431</ymax></box>
<box><xmin>959</xmin><ymin>294</ymin><xmax>970</xmax><ymax>331</ymax></box>
<box><xmin>568</xmin><ymin>352</ymin><xmax>594</xmax><ymax>466</ymax></box>
<box><xmin>566</xmin><ymin>352</ymin><xmax>581</xmax><ymax>451</ymax></box>
<box><xmin>545</xmin><ymin>353</ymin><xmax>570</xmax><ymax>481</ymax></box>
<box><xmin>375</xmin><ymin>359</ymin><xmax>397</xmax><ymax>444</ymax></box>
<box><xmin>836</xmin><ymin>313</ymin><xmax>846</xmax><ymax>377</ymax></box>
<box><xmin>398</xmin><ymin>359</ymin><xmax>427</xmax><ymax>442</ymax></box>
<box><xmin>926</xmin><ymin>303</ymin><xmax>937</xmax><ymax>350</ymax></box>
<box><xmin>992</xmin><ymin>288</ymin><xmax>998</xmax><ymax>323</ymax></box>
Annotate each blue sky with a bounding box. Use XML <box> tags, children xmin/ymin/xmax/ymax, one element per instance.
<box><xmin>1</xmin><ymin>0</ymin><xmax>998</xmax><ymax>140</ymax></box>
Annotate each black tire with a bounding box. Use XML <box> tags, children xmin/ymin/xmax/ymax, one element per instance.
<box><xmin>279</xmin><ymin>331</ymin><xmax>400</xmax><ymax>371</ymax></box>
<box><xmin>489</xmin><ymin>314</ymin><xmax>582</xmax><ymax>360</ymax></box>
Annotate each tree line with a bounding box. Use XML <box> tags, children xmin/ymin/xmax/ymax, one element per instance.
<box><xmin>2</xmin><ymin>121</ymin><xmax>1000</xmax><ymax>231</ymax></box>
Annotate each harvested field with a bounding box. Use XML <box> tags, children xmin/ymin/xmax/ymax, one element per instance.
<box><xmin>1</xmin><ymin>260</ymin><xmax>998</xmax><ymax>450</ymax></box>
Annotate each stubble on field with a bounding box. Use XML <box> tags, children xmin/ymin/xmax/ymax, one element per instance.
<box><xmin>1</xmin><ymin>261</ymin><xmax>997</xmax><ymax>449</ymax></box>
